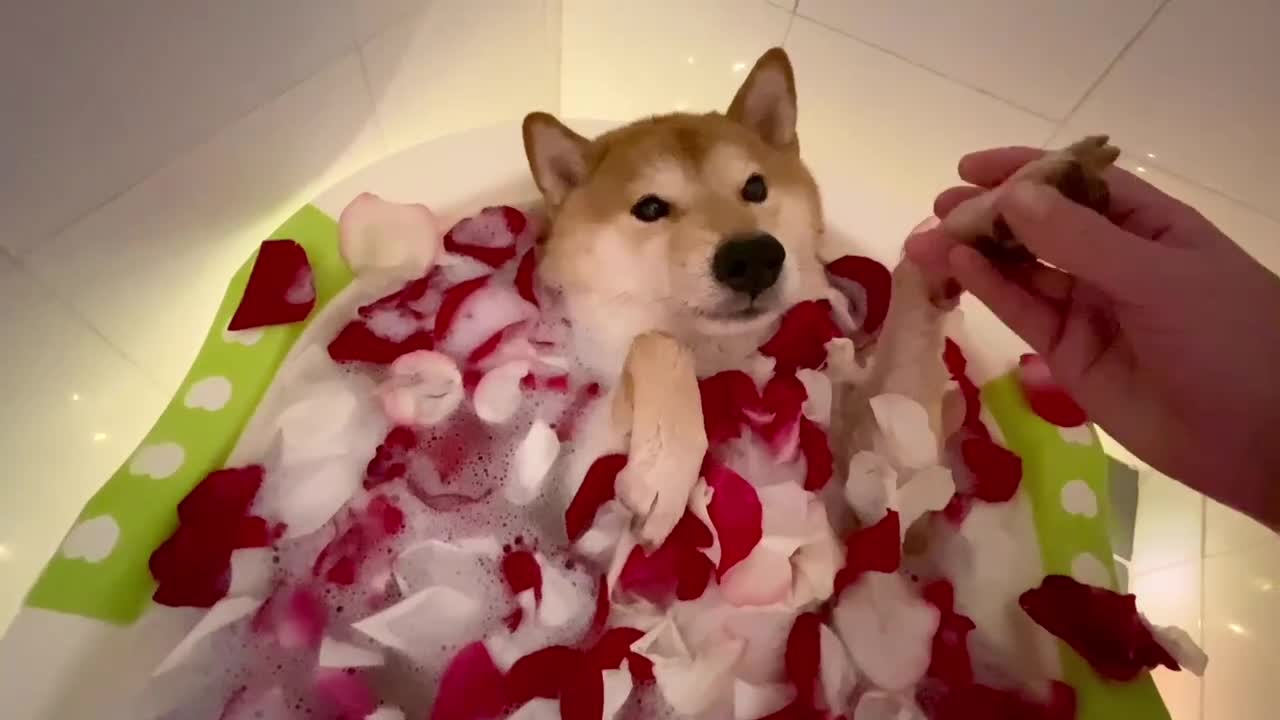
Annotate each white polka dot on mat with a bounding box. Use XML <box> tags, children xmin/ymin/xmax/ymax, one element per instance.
<box><xmin>185</xmin><ymin>376</ymin><xmax>232</xmax><ymax>411</ymax></box>
<box><xmin>1060</xmin><ymin>479</ymin><xmax>1098</xmax><ymax>518</ymax></box>
<box><xmin>1071</xmin><ymin>552</ymin><xmax>1112</xmax><ymax>589</ymax></box>
<box><xmin>222</xmin><ymin>326</ymin><xmax>264</xmax><ymax>346</ymax></box>
<box><xmin>129</xmin><ymin>442</ymin><xmax>185</xmax><ymax>479</ymax></box>
<box><xmin>1058</xmin><ymin>424</ymin><xmax>1094</xmax><ymax>446</ymax></box>
<box><xmin>61</xmin><ymin>515</ymin><xmax>120</xmax><ymax>563</ymax></box>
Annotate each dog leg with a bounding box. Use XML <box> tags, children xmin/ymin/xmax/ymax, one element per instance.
<box><xmin>612</xmin><ymin>331</ymin><xmax>709</xmax><ymax>548</ymax></box>
<box><xmin>942</xmin><ymin>135</ymin><xmax>1120</xmax><ymax>262</ymax></box>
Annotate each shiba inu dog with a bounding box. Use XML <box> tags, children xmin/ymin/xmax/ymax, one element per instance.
<box><xmin>521</xmin><ymin>48</ymin><xmax>831</xmax><ymax>380</ymax></box>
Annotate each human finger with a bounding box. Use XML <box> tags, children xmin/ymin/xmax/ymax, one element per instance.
<box><xmin>995</xmin><ymin>182</ymin><xmax>1165</xmax><ymax>297</ymax></box>
<box><xmin>948</xmin><ymin>245</ymin><xmax>1059</xmax><ymax>354</ymax></box>
<box><xmin>957</xmin><ymin>147</ymin><xmax>1044</xmax><ymax>188</ymax></box>
<box><xmin>934</xmin><ymin>186</ymin><xmax>984</xmax><ymax>220</ymax></box>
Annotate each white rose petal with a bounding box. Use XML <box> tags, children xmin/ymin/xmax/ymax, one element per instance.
<box><xmin>474</xmin><ymin>361</ymin><xmax>531</xmax><ymax>423</ymax></box>
<box><xmin>508</xmin><ymin>420</ymin><xmax>560</xmax><ymax>505</ymax></box>
<box><xmin>869</xmin><ymin>393</ymin><xmax>938</xmax><ymax>469</ymax></box>
<box><xmin>832</xmin><ymin>572</ymin><xmax>939</xmax><ymax>692</ymax></box>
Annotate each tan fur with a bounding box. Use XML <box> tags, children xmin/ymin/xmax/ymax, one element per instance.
<box><xmin>522</xmin><ymin>49</ymin><xmax>828</xmax><ymax>378</ymax></box>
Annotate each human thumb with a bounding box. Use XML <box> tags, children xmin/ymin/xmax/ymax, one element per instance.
<box><xmin>995</xmin><ymin>181</ymin><xmax>1160</xmax><ymax>295</ymax></box>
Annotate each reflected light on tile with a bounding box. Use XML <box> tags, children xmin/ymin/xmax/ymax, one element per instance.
<box><xmin>92</xmin><ymin>432</ymin><xmax>108</xmax><ymax>443</ymax></box>
<box><xmin>1255</xmin><ymin>578</ymin><xmax>1274</xmax><ymax>592</ymax></box>
<box><xmin>732</xmin><ymin>61</ymin><xmax>747</xmax><ymax>72</ymax></box>
<box><xmin>0</xmin><ymin>545</ymin><xmax>10</xmax><ymax>563</ymax></box>
<box><xmin>1226</xmin><ymin>622</ymin><xmax>1248</xmax><ymax>636</ymax></box>
<box><xmin>70</xmin><ymin>392</ymin><xmax>80</xmax><ymax>401</ymax></box>
<box><xmin>1136</xmin><ymin>166</ymin><xmax>1148</xmax><ymax>173</ymax></box>
<box><xmin>1146</xmin><ymin>152</ymin><xmax>1157</xmax><ymax>159</ymax></box>
<box><xmin>675</xmin><ymin>101</ymin><xmax>689</xmax><ymax>111</ymax></box>
<box><xmin>686</xmin><ymin>56</ymin><xmax>696</xmax><ymax>65</ymax></box>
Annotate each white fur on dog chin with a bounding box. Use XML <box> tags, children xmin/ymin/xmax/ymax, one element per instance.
<box><xmin>614</xmin><ymin>332</ymin><xmax>709</xmax><ymax>547</ymax></box>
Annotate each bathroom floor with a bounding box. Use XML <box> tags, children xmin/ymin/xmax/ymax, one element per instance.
<box><xmin>1</xmin><ymin>2</ymin><xmax>1276</xmax><ymax>718</ymax></box>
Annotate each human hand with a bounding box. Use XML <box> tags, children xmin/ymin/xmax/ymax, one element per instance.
<box><xmin>907</xmin><ymin>147</ymin><xmax>1280</xmax><ymax>530</ymax></box>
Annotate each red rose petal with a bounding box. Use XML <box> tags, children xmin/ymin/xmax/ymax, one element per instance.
<box><xmin>755</xmin><ymin>372</ymin><xmax>808</xmax><ymax>459</ymax></box>
<box><xmin>561</xmin><ymin>652</ymin><xmax>605</xmax><ymax>720</ymax></box>
<box><xmin>932</xmin><ymin>680</ymin><xmax>1077</xmax><ymax>720</ymax></box>
<box><xmin>825</xmin><ymin>255</ymin><xmax>892</xmax><ymax>335</ymax></box>
<box><xmin>942</xmin><ymin>338</ymin><xmax>988</xmax><ymax>437</ymax></box>
<box><xmin>759</xmin><ymin>300</ymin><xmax>842</xmax><ymax>374</ymax></box>
<box><xmin>784</xmin><ymin>612</ymin><xmax>822</xmax><ymax>707</ymax></box>
<box><xmin>442</xmin><ymin>206</ymin><xmax>524</xmax><ymax>267</ymax></box>
<box><xmin>922</xmin><ymin>580</ymin><xmax>976</xmax><ymax>687</ymax></box>
<box><xmin>431</xmin><ymin>642</ymin><xmax>508</xmax><ymax>720</ymax></box>
<box><xmin>798</xmin><ymin>417</ymin><xmax>833</xmax><ymax>491</ymax></box>
<box><xmin>515</xmin><ymin>248</ymin><xmax>539</xmax><ymax>307</ymax></box>
<box><xmin>833</xmin><ymin>511</ymin><xmax>902</xmax><ymax>596</ymax></box>
<box><xmin>565</xmin><ymin>454</ymin><xmax>627</xmax><ymax>542</ymax></box>
<box><xmin>177</xmin><ymin>465</ymin><xmax>265</xmax><ymax>524</ymax></box>
<box><xmin>501</xmin><ymin>549</ymin><xmax>543</xmax><ymax>603</ymax></box>
<box><xmin>1019</xmin><ymin>574</ymin><xmax>1180</xmax><ymax>681</ymax></box>
<box><xmin>591</xmin><ymin>627</ymin><xmax>646</xmax><ymax>670</ymax></box>
<box><xmin>466</xmin><ymin>320</ymin><xmax>528</xmax><ymax>367</ymax></box>
<box><xmin>227</xmin><ymin>239</ymin><xmax>315</xmax><ymax>330</ymax></box>
<box><xmin>507</xmin><ymin>646</ymin><xmax>582</xmax><ymax>703</ymax></box>
<box><xmin>698</xmin><ymin>370</ymin><xmax>763</xmax><ymax>444</ymax></box>
<box><xmin>591</xmin><ymin>574</ymin><xmax>610</xmax><ymax>633</ymax></box>
<box><xmin>961</xmin><ymin>437</ymin><xmax>1022</xmax><ymax>502</ymax></box>
<box><xmin>942</xmin><ymin>337</ymin><xmax>967</xmax><ymax>378</ymax></box>
<box><xmin>275</xmin><ymin>586</ymin><xmax>327</xmax><ymax>651</ymax></box>
<box><xmin>327</xmin><ymin>321</ymin><xmax>433</xmax><ymax>365</ymax></box>
<box><xmin>1017</xmin><ymin>354</ymin><xmax>1087</xmax><ymax>427</ymax></box>
<box><xmin>230</xmin><ymin>515</ymin><xmax>272</xmax><ymax>549</ymax></box>
<box><xmin>358</xmin><ymin>272</ymin><xmax>436</xmax><ymax>319</ymax></box>
<box><xmin>618</xmin><ymin>512</ymin><xmax>713</xmax><ymax>603</ymax></box>
<box><xmin>434</xmin><ymin>276</ymin><xmax>490</xmax><ymax>343</ymax></box>
<box><xmin>702</xmin><ymin>458</ymin><xmax>763</xmax><ymax>578</ymax></box>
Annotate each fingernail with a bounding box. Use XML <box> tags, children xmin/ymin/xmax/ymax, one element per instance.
<box><xmin>1003</xmin><ymin>181</ymin><xmax>1055</xmax><ymax>220</ymax></box>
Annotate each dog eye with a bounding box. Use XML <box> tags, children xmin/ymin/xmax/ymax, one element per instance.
<box><xmin>741</xmin><ymin>174</ymin><xmax>768</xmax><ymax>203</ymax></box>
<box><xmin>631</xmin><ymin>195</ymin><xmax>671</xmax><ymax>222</ymax></box>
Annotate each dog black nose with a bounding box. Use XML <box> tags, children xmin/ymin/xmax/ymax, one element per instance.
<box><xmin>712</xmin><ymin>233</ymin><xmax>785</xmax><ymax>297</ymax></box>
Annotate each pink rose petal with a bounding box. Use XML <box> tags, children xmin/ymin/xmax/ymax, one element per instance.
<box><xmin>431</xmin><ymin>642</ymin><xmax>509</xmax><ymax>720</ymax></box>
<box><xmin>338</xmin><ymin>192</ymin><xmax>439</xmax><ymax>278</ymax></box>
<box><xmin>315</xmin><ymin>668</ymin><xmax>377</xmax><ymax>719</ymax></box>
<box><xmin>227</xmin><ymin>239</ymin><xmax>315</xmax><ymax>330</ymax></box>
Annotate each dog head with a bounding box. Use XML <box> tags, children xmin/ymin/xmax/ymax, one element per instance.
<box><xmin>522</xmin><ymin>48</ymin><xmax>825</xmax><ymax>356</ymax></box>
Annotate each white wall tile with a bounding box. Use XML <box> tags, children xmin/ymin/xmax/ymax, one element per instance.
<box><xmin>560</xmin><ymin>0</ymin><xmax>791</xmax><ymax>121</ymax></box>
<box><xmin>1207</xmin><ymin>500</ymin><xmax>1278</xmax><ymax>558</ymax></box>
<box><xmin>796</xmin><ymin>0</ymin><xmax>1161</xmax><ymax>119</ymax></box>
<box><xmin>1132</xmin><ymin>559</ymin><xmax>1204</xmax><ymax>720</ymax></box>
<box><xmin>1067</xmin><ymin>0</ymin><xmax>1280</xmax><ymax>218</ymax></box>
<box><xmin>24</xmin><ymin>54</ymin><xmax>385</xmax><ymax>393</ymax></box>
<box><xmin>0</xmin><ymin>0</ymin><xmax>359</xmax><ymax>253</ymax></box>
<box><xmin>1204</xmin><ymin>541</ymin><xmax>1280</xmax><ymax>719</ymax></box>
<box><xmin>0</xmin><ymin>255</ymin><xmax>165</xmax><ymax>631</ymax></box>
<box><xmin>1131</xmin><ymin>470</ymin><xmax>1204</xmax><ymax>574</ymax></box>
<box><xmin>361</xmin><ymin>0</ymin><xmax>560</xmax><ymax>154</ymax></box>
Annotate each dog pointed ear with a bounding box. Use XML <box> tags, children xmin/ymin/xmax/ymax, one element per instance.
<box><xmin>727</xmin><ymin>47</ymin><xmax>798</xmax><ymax>150</ymax></box>
<box><xmin>523</xmin><ymin>112</ymin><xmax>592</xmax><ymax>210</ymax></box>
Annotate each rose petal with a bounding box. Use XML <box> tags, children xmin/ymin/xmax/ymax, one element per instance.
<box><xmin>844</xmin><ymin>451</ymin><xmax>898</xmax><ymax>526</ymax></box>
<box><xmin>826</xmin><ymin>255</ymin><xmax>892</xmax><ymax>335</ymax></box>
<box><xmin>353</xmin><ymin>586</ymin><xmax>483</xmax><ymax>659</ymax></box>
<box><xmin>869</xmin><ymin>393</ymin><xmax>938</xmax><ymax>470</ymax></box>
<box><xmin>177</xmin><ymin>466</ymin><xmax>264</xmax><ymax>525</ymax></box>
<box><xmin>430</xmin><ymin>642</ymin><xmax>508</xmax><ymax>720</ymax></box>
<box><xmin>507</xmin><ymin>700</ymin><xmax>560</xmax><ymax>720</ymax></box>
<box><xmin>798</xmin><ymin>417</ymin><xmax>833</xmax><ymax>491</ymax></box>
<box><xmin>366</xmin><ymin>707</ymin><xmax>408</xmax><ymax>720</ymax></box>
<box><xmin>720</xmin><ymin>546</ymin><xmax>794</xmax><ymax>607</ymax></box>
<box><xmin>338</xmin><ymin>192</ymin><xmax>440</xmax><ymax>278</ymax></box>
<box><xmin>833</xmin><ymin>511</ymin><xmax>902</xmax><ymax>595</ymax></box>
<box><xmin>273</xmin><ymin>586</ymin><xmax>328</xmax><ymax>651</ymax></box>
<box><xmin>699</xmin><ymin>370</ymin><xmax>764</xmax><ymax>444</ymax></box>
<box><xmin>784</xmin><ymin>612</ymin><xmax>821</xmax><ymax>705</ymax></box>
<box><xmin>960</xmin><ymin>437</ymin><xmax>1022</xmax><ymax>503</ymax></box>
<box><xmin>703</xmin><ymin>459</ymin><xmax>764</xmax><ymax>577</ymax></box>
<box><xmin>437</xmin><ymin>282</ymin><xmax>538</xmax><ymax>359</ymax></box>
<box><xmin>618</xmin><ymin>513</ymin><xmax>713</xmax><ymax>603</ymax></box>
<box><xmin>561</xmin><ymin>652</ymin><xmax>605</xmax><ymax>720</ymax></box>
<box><xmin>818</xmin><ymin>622</ymin><xmax>856</xmax><ymax>712</ymax></box>
<box><xmin>897</xmin><ymin>466</ymin><xmax>955</xmax><ymax>538</ymax></box>
<box><xmin>380</xmin><ymin>350</ymin><xmax>464</xmax><ymax>426</ymax></box>
<box><xmin>502</xmin><ymin>548</ymin><xmax>544</xmax><ymax>602</ymax></box>
<box><xmin>536</xmin><ymin>554</ymin><xmax>588</xmax><ymax>628</ymax></box>
<box><xmin>227</xmin><ymin>239</ymin><xmax>315</xmax><ymax>330</ymax></box>
<box><xmin>1151</xmin><ymin>624</ymin><xmax>1208</xmax><ymax>676</ymax></box>
<box><xmin>734</xmin><ymin>680</ymin><xmax>796</xmax><ymax>720</ymax></box>
<box><xmin>832</xmin><ymin>571</ymin><xmax>939</xmax><ymax>692</ymax></box>
<box><xmin>442</xmin><ymin>206</ymin><xmax>525</xmax><ymax>267</ymax></box>
<box><xmin>508</xmin><ymin>419</ymin><xmax>561</xmax><ymax>505</ymax></box>
<box><xmin>319</xmin><ymin>636</ymin><xmax>385</xmax><ymax>668</ymax></box>
<box><xmin>1017</xmin><ymin>354</ymin><xmax>1087</xmax><ymax>427</ymax></box>
<box><xmin>755</xmin><ymin>373</ymin><xmax>807</xmax><ymax>462</ymax></box>
<box><xmin>515</xmin><ymin>248</ymin><xmax>540</xmax><ymax>307</ymax></box>
<box><xmin>566</xmin><ymin>454</ymin><xmax>627</xmax><ymax>543</ymax></box>
<box><xmin>795</xmin><ymin>369</ymin><xmax>832</xmax><ymax>426</ymax></box>
<box><xmin>602</xmin><ymin>666</ymin><xmax>634</xmax><ymax>719</ymax></box>
<box><xmin>328</xmin><ymin>320</ymin><xmax>434</xmax><ymax>365</ymax></box>
<box><xmin>1019</xmin><ymin>574</ymin><xmax>1180</xmax><ymax>681</ymax></box>
<box><xmin>227</xmin><ymin>547</ymin><xmax>273</xmax><ymax>597</ymax></box>
<box><xmin>853</xmin><ymin>691</ymin><xmax>925</xmax><ymax>720</ymax></box>
<box><xmin>759</xmin><ymin>300</ymin><xmax>842</xmax><ymax>374</ymax></box>
<box><xmin>652</xmin><ymin>638</ymin><xmax>745</xmax><ymax>716</ymax></box>
<box><xmin>921</xmin><ymin>580</ymin><xmax>976</xmax><ymax>687</ymax></box>
<box><xmin>152</xmin><ymin>596</ymin><xmax>262</xmax><ymax>675</ymax></box>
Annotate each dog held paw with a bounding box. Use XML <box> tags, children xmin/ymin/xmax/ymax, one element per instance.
<box><xmin>942</xmin><ymin>135</ymin><xmax>1120</xmax><ymax>261</ymax></box>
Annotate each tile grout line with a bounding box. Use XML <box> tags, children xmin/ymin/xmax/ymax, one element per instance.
<box><xmin>780</xmin><ymin>3</ymin><xmax>798</xmax><ymax>45</ymax></box>
<box><xmin>790</xmin><ymin>11</ymin><xmax>1059</xmax><ymax>123</ymax></box>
